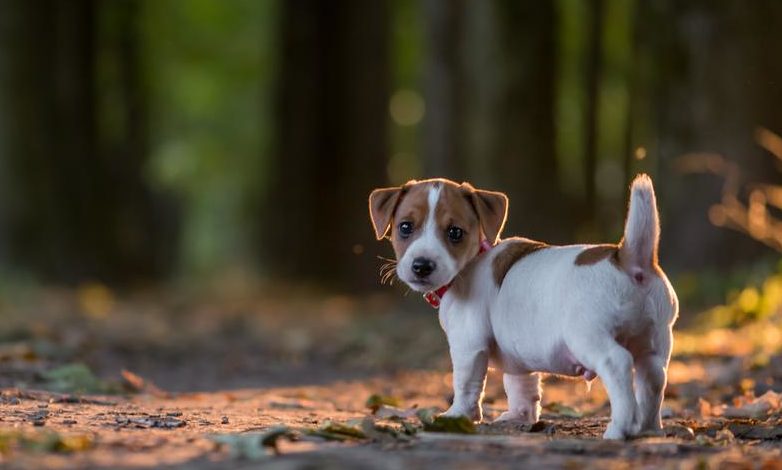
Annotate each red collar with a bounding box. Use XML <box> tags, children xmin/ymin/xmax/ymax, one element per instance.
<box><xmin>423</xmin><ymin>239</ymin><xmax>493</xmax><ymax>308</ymax></box>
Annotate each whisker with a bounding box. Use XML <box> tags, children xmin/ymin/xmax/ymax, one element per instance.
<box><xmin>377</xmin><ymin>256</ymin><xmax>399</xmax><ymax>286</ymax></box>
<box><xmin>380</xmin><ymin>263</ymin><xmax>398</xmax><ymax>285</ymax></box>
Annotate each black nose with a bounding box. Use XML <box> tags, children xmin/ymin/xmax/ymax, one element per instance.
<box><xmin>412</xmin><ymin>257</ymin><xmax>436</xmax><ymax>277</ymax></box>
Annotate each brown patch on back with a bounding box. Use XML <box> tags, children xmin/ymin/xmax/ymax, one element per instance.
<box><xmin>574</xmin><ymin>244</ymin><xmax>623</xmax><ymax>269</ymax></box>
<box><xmin>492</xmin><ymin>238</ymin><xmax>549</xmax><ymax>286</ymax></box>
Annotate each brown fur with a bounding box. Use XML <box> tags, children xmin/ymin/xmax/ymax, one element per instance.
<box><xmin>434</xmin><ymin>183</ymin><xmax>482</xmax><ymax>271</ymax></box>
<box><xmin>463</xmin><ymin>184</ymin><xmax>508</xmax><ymax>244</ymax></box>
<box><xmin>574</xmin><ymin>244</ymin><xmax>623</xmax><ymax>270</ymax></box>
<box><xmin>389</xmin><ymin>183</ymin><xmax>431</xmax><ymax>261</ymax></box>
<box><xmin>492</xmin><ymin>238</ymin><xmax>549</xmax><ymax>286</ymax></box>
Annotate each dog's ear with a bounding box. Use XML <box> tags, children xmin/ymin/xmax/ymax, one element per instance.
<box><xmin>369</xmin><ymin>186</ymin><xmax>404</xmax><ymax>240</ymax></box>
<box><xmin>462</xmin><ymin>183</ymin><xmax>508</xmax><ymax>244</ymax></box>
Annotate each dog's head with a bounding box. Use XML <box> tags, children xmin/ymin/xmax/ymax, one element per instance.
<box><xmin>368</xmin><ymin>178</ymin><xmax>508</xmax><ymax>292</ymax></box>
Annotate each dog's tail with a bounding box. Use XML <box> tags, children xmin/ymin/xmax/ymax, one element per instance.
<box><xmin>621</xmin><ymin>174</ymin><xmax>660</xmax><ymax>273</ymax></box>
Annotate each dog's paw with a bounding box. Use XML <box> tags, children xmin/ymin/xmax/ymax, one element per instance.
<box><xmin>633</xmin><ymin>421</ymin><xmax>663</xmax><ymax>438</ymax></box>
<box><xmin>603</xmin><ymin>422</ymin><xmax>633</xmax><ymax>440</ymax></box>
<box><xmin>492</xmin><ymin>405</ymin><xmax>540</xmax><ymax>424</ymax></box>
<box><xmin>441</xmin><ymin>404</ymin><xmax>481</xmax><ymax>422</ymax></box>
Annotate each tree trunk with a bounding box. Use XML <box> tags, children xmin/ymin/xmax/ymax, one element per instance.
<box><xmin>0</xmin><ymin>0</ymin><xmax>98</xmax><ymax>281</ymax></box>
<box><xmin>265</xmin><ymin>0</ymin><xmax>390</xmax><ymax>291</ymax></box>
<box><xmin>0</xmin><ymin>0</ymin><xmax>176</xmax><ymax>284</ymax></box>
<box><xmin>422</xmin><ymin>0</ymin><xmax>467</xmax><ymax>180</ymax></box>
<box><xmin>583</xmin><ymin>0</ymin><xmax>604</xmax><ymax>226</ymax></box>
<box><xmin>488</xmin><ymin>1</ymin><xmax>565</xmax><ymax>241</ymax></box>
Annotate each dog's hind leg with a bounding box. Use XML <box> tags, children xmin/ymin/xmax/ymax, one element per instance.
<box><xmin>571</xmin><ymin>336</ymin><xmax>638</xmax><ymax>439</ymax></box>
<box><xmin>493</xmin><ymin>372</ymin><xmax>541</xmax><ymax>424</ymax></box>
<box><xmin>634</xmin><ymin>325</ymin><xmax>672</xmax><ymax>433</ymax></box>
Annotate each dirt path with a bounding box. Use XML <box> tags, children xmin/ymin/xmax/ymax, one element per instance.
<box><xmin>2</xmin><ymin>291</ymin><xmax>782</xmax><ymax>468</ymax></box>
<box><xmin>2</xmin><ymin>368</ymin><xmax>782</xmax><ymax>469</ymax></box>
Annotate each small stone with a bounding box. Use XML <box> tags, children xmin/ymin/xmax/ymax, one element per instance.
<box><xmin>663</xmin><ymin>424</ymin><xmax>695</xmax><ymax>440</ymax></box>
<box><xmin>221</xmin><ymin>416</ymin><xmax>229</xmax><ymax>424</ymax></box>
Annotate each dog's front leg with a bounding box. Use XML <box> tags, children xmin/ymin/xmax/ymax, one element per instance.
<box><xmin>494</xmin><ymin>373</ymin><xmax>541</xmax><ymax>424</ymax></box>
<box><xmin>441</xmin><ymin>346</ymin><xmax>489</xmax><ymax>422</ymax></box>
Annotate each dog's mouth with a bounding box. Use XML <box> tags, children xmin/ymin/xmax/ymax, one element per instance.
<box><xmin>407</xmin><ymin>278</ymin><xmax>439</xmax><ymax>292</ymax></box>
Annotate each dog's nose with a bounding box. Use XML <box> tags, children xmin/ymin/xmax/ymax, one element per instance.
<box><xmin>412</xmin><ymin>257</ymin><xmax>436</xmax><ymax>277</ymax></box>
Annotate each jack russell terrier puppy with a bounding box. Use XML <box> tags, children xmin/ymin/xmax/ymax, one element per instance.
<box><xmin>368</xmin><ymin>175</ymin><xmax>678</xmax><ymax>439</ymax></box>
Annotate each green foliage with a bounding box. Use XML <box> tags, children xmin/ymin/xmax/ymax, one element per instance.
<box><xmin>142</xmin><ymin>0</ymin><xmax>277</xmax><ymax>277</ymax></box>
<box><xmin>38</xmin><ymin>363</ymin><xmax>112</xmax><ymax>395</ymax></box>
<box><xmin>694</xmin><ymin>267</ymin><xmax>782</xmax><ymax>330</ymax></box>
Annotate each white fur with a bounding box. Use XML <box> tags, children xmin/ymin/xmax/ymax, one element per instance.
<box><xmin>397</xmin><ymin>185</ymin><xmax>458</xmax><ymax>291</ymax></box>
<box><xmin>624</xmin><ymin>174</ymin><xmax>659</xmax><ymax>269</ymax></box>
<box><xmin>429</xmin><ymin>176</ymin><xmax>678</xmax><ymax>439</ymax></box>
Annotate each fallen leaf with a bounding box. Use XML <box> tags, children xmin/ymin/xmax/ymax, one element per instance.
<box><xmin>696</xmin><ymin>428</ymin><xmax>734</xmax><ymax>447</ymax></box>
<box><xmin>728</xmin><ymin>423</ymin><xmax>782</xmax><ymax>440</ymax></box>
<box><xmin>308</xmin><ymin>420</ymin><xmax>366</xmax><ymax>441</ymax></box>
<box><xmin>421</xmin><ymin>415</ymin><xmax>476</xmax><ymax>434</ymax></box>
<box><xmin>366</xmin><ymin>394</ymin><xmax>401</xmax><ymax>412</ymax></box>
<box><xmin>0</xmin><ymin>430</ymin><xmax>93</xmax><ymax>455</ymax></box>
<box><xmin>543</xmin><ymin>402</ymin><xmax>583</xmax><ymax>418</ymax></box>
<box><xmin>360</xmin><ymin>417</ymin><xmax>411</xmax><ymax>442</ymax></box>
<box><xmin>120</xmin><ymin>370</ymin><xmax>168</xmax><ymax>397</ymax></box>
<box><xmin>0</xmin><ymin>342</ymin><xmax>38</xmax><ymax>362</ymax></box>
<box><xmin>38</xmin><ymin>363</ymin><xmax>108</xmax><ymax>394</ymax></box>
<box><xmin>414</xmin><ymin>407</ymin><xmax>440</xmax><ymax>425</ymax></box>
<box><xmin>663</xmin><ymin>424</ymin><xmax>696</xmax><ymax>440</ymax></box>
<box><xmin>211</xmin><ymin>428</ymin><xmax>294</xmax><ymax>461</ymax></box>
<box><xmin>722</xmin><ymin>400</ymin><xmax>773</xmax><ymax>419</ymax></box>
<box><xmin>373</xmin><ymin>405</ymin><xmax>418</xmax><ymax>419</ymax></box>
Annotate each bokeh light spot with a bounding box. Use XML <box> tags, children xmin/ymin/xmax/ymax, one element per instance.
<box><xmin>389</xmin><ymin>90</ymin><xmax>425</xmax><ymax>126</ymax></box>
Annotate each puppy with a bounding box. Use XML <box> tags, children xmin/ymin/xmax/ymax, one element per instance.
<box><xmin>368</xmin><ymin>175</ymin><xmax>678</xmax><ymax>439</ymax></box>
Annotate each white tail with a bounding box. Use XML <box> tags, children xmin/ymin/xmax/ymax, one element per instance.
<box><xmin>621</xmin><ymin>174</ymin><xmax>660</xmax><ymax>269</ymax></box>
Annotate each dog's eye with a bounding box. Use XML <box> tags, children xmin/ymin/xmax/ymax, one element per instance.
<box><xmin>398</xmin><ymin>222</ymin><xmax>414</xmax><ymax>237</ymax></box>
<box><xmin>447</xmin><ymin>226</ymin><xmax>463</xmax><ymax>242</ymax></box>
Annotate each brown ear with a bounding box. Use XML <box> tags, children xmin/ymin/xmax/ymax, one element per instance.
<box><xmin>464</xmin><ymin>184</ymin><xmax>508</xmax><ymax>244</ymax></box>
<box><xmin>368</xmin><ymin>187</ymin><xmax>403</xmax><ymax>240</ymax></box>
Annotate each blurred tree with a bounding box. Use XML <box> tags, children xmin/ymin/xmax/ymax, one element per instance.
<box><xmin>436</xmin><ymin>1</ymin><xmax>567</xmax><ymax>240</ymax></box>
<box><xmin>635</xmin><ymin>0</ymin><xmax>782</xmax><ymax>270</ymax></box>
<box><xmin>0</xmin><ymin>0</ymin><xmax>177</xmax><ymax>284</ymax></box>
<box><xmin>422</xmin><ymin>0</ymin><xmax>467</xmax><ymax>179</ymax></box>
<box><xmin>583</xmin><ymin>0</ymin><xmax>604</xmax><ymax>225</ymax></box>
<box><xmin>264</xmin><ymin>0</ymin><xmax>390</xmax><ymax>290</ymax></box>
<box><xmin>488</xmin><ymin>0</ymin><xmax>568</xmax><ymax>241</ymax></box>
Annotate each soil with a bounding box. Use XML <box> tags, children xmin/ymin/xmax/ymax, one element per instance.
<box><xmin>1</xmin><ymin>288</ymin><xmax>781</xmax><ymax>468</ymax></box>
